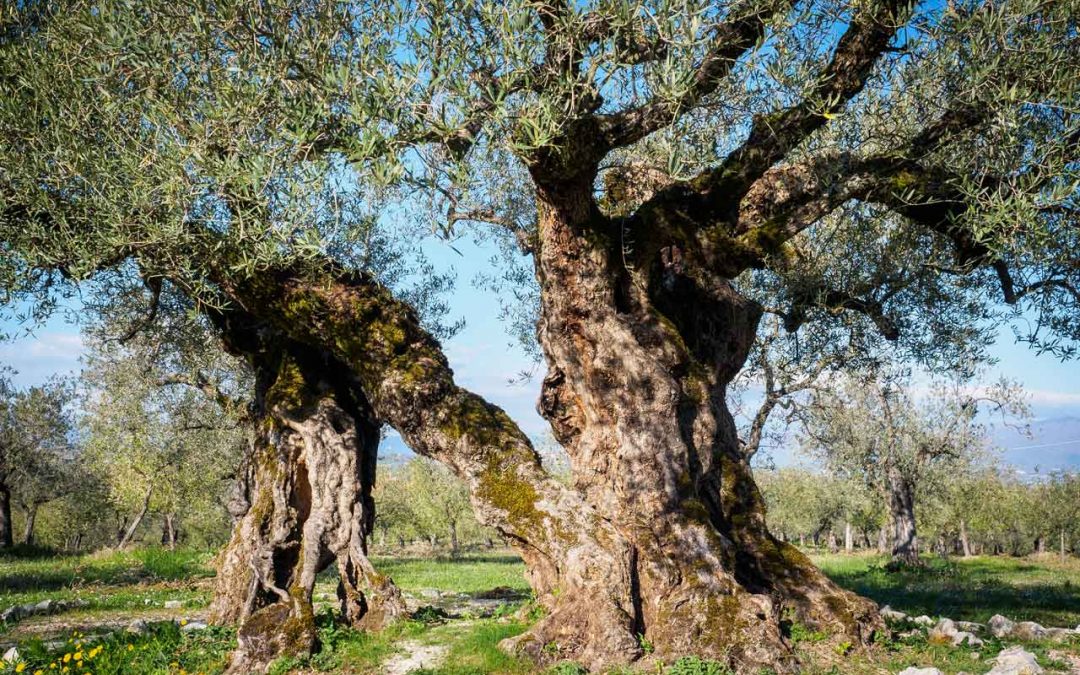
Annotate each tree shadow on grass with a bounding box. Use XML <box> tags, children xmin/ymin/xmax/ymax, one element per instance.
<box><xmin>824</xmin><ymin>559</ymin><xmax>1080</xmax><ymax>626</ymax></box>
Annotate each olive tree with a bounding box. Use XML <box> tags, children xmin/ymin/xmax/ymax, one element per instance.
<box><xmin>2</xmin><ymin>0</ymin><xmax>1078</xmax><ymax>670</ymax></box>
<box><xmin>797</xmin><ymin>376</ymin><xmax>1026</xmax><ymax>565</ymax></box>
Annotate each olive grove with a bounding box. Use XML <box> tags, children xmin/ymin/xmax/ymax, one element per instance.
<box><xmin>1</xmin><ymin>0</ymin><xmax>1078</xmax><ymax>672</ymax></box>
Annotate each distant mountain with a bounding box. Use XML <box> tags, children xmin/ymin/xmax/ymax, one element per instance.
<box><xmin>992</xmin><ymin>416</ymin><xmax>1080</xmax><ymax>474</ymax></box>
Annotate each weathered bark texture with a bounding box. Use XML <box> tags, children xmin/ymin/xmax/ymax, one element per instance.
<box><xmin>195</xmin><ymin>184</ymin><xmax>881</xmax><ymax>671</ymax></box>
<box><xmin>886</xmin><ymin>467</ymin><xmax>919</xmax><ymax>566</ymax></box>
<box><xmin>959</xmin><ymin>520</ymin><xmax>972</xmax><ymax>558</ymax></box>
<box><xmin>0</xmin><ymin>484</ymin><xmax>12</xmax><ymax>548</ymax></box>
<box><xmin>207</xmin><ymin>323</ymin><xmax>404</xmax><ymax>673</ymax></box>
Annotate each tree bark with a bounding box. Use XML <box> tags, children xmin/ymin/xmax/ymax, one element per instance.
<box><xmin>22</xmin><ymin>502</ymin><xmax>38</xmax><ymax>546</ymax></box>
<box><xmin>203</xmin><ymin>233</ymin><xmax>879</xmax><ymax>671</ymax></box>
<box><xmin>161</xmin><ymin>513</ymin><xmax>177</xmax><ymax>549</ymax></box>
<box><xmin>959</xmin><ymin>519</ymin><xmax>972</xmax><ymax>558</ymax></box>
<box><xmin>118</xmin><ymin>483</ymin><xmax>154</xmax><ymax>548</ymax></box>
<box><xmin>844</xmin><ymin>522</ymin><xmax>853</xmax><ymax>554</ymax></box>
<box><xmin>886</xmin><ymin>467</ymin><xmax>919</xmax><ymax>566</ymax></box>
<box><xmin>0</xmin><ymin>483</ymin><xmax>12</xmax><ymax>549</ymax></box>
<box><xmin>207</xmin><ymin>327</ymin><xmax>404</xmax><ymax>673</ymax></box>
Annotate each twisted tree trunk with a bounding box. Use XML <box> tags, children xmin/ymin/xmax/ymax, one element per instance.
<box><xmin>207</xmin><ymin>320</ymin><xmax>404</xmax><ymax>673</ymax></box>
<box><xmin>203</xmin><ymin>176</ymin><xmax>879</xmax><ymax>672</ymax></box>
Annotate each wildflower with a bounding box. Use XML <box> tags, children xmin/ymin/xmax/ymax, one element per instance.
<box><xmin>15</xmin><ymin>663</ymin><xmax>26</xmax><ymax>673</ymax></box>
<box><xmin>72</xmin><ymin>653</ymin><xmax>81</xmax><ymax>662</ymax></box>
<box><xmin>62</xmin><ymin>654</ymin><xmax>71</xmax><ymax>664</ymax></box>
<box><xmin>33</xmin><ymin>670</ymin><xmax>43</xmax><ymax>675</ymax></box>
<box><xmin>180</xmin><ymin>619</ymin><xmax>188</xmax><ymax>626</ymax></box>
<box><xmin>126</xmin><ymin>645</ymin><xmax>134</xmax><ymax>652</ymax></box>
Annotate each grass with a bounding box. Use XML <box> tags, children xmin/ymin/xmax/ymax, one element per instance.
<box><xmin>0</xmin><ymin>547</ymin><xmax>213</xmax><ymax>618</ymax></box>
<box><xmin>812</xmin><ymin>552</ymin><xmax>1080</xmax><ymax>627</ymax></box>
<box><xmin>369</xmin><ymin>554</ymin><xmax>530</xmax><ymax>595</ymax></box>
<box><xmin>1</xmin><ymin>547</ymin><xmax>1078</xmax><ymax>674</ymax></box>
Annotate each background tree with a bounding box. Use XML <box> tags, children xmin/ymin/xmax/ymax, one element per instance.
<box><xmin>2</xmin><ymin>0</ymin><xmax>1078</xmax><ymax>670</ymax></box>
<box><xmin>798</xmin><ymin>376</ymin><xmax>1026</xmax><ymax>565</ymax></box>
<box><xmin>0</xmin><ymin>372</ymin><xmax>77</xmax><ymax>548</ymax></box>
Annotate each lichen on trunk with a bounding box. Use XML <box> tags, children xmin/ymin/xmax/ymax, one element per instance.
<box><xmin>208</xmin><ymin>321</ymin><xmax>404</xmax><ymax>673</ymax></box>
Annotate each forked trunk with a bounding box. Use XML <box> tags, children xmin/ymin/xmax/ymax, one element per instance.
<box><xmin>205</xmin><ymin>229</ymin><xmax>880</xmax><ymax>672</ymax></box>
<box><xmin>493</xmin><ymin>184</ymin><xmax>880</xmax><ymax>670</ymax></box>
<box><xmin>886</xmin><ymin>467</ymin><xmax>919</xmax><ymax>566</ymax></box>
<box><xmin>161</xmin><ymin>513</ymin><xmax>178</xmax><ymax>549</ymax></box>
<box><xmin>208</xmin><ymin>330</ymin><xmax>404</xmax><ymax>673</ymax></box>
<box><xmin>0</xmin><ymin>483</ymin><xmax>12</xmax><ymax>549</ymax></box>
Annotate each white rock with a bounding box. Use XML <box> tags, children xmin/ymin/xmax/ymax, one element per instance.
<box><xmin>985</xmin><ymin>646</ymin><xmax>1044</xmax><ymax>675</ymax></box>
<box><xmin>881</xmin><ymin>605</ymin><xmax>909</xmax><ymax>622</ymax></box>
<box><xmin>180</xmin><ymin>620</ymin><xmax>208</xmax><ymax>632</ymax></box>
<box><xmin>989</xmin><ymin>614</ymin><xmax>1016</xmax><ymax>638</ymax></box>
<box><xmin>1044</xmin><ymin>627</ymin><xmax>1075</xmax><ymax>643</ymax></box>
<box><xmin>913</xmin><ymin>615</ymin><xmax>936</xmax><ymax>627</ymax></box>
<box><xmin>1011</xmin><ymin>621</ymin><xmax>1047</xmax><ymax>641</ymax></box>
<box><xmin>952</xmin><ymin>631</ymin><xmax>984</xmax><ymax>647</ymax></box>
<box><xmin>957</xmin><ymin>621</ymin><xmax>985</xmax><ymax>633</ymax></box>
<box><xmin>163</xmin><ymin>600</ymin><xmax>183</xmax><ymax>609</ymax></box>
<box><xmin>127</xmin><ymin>619</ymin><xmax>150</xmax><ymax>635</ymax></box>
<box><xmin>0</xmin><ymin>606</ymin><xmax>21</xmax><ymax>622</ymax></box>
<box><xmin>33</xmin><ymin>599</ymin><xmax>54</xmax><ymax>614</ymax></box>
<box><xmin>898</xmin><ymin>668</ymin><xmax>944</xmax><ymax>675</ymax></box>
<box><xmin>930</xmin><ymin>618</ymin><xmax>958</xmax><ymax>643</ymax></box>
<box><xmin>2</xmin><ymin>647</ymin><xmax>18</xmax><ymax>663</ymax></box>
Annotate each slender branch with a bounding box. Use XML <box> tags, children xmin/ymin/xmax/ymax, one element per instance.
<box><xmin>597</xmin><ymin>0</ymin><xmax>793</xmax><ymax>150</ymax></box>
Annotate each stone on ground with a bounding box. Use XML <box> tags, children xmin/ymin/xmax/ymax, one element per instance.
<box><xmin>1011</xmin><ymin>622</ymin><xmax>1047</xmax><ymax>641</ymax></box>
<box><xmin>985</xmin><ymin>646</ymin><xmax>1043</xmax><ymax>675</ymax></box>
<box><xmin>989</xmin><ymin>615</ymin><xmax>1016</xmax><ymax>638</ymax></box>
<box><xmin>881</xmin><ymin>605</ymin><xmax>909</xmax><ymax>622</ymax></box>
<box><xmin>898</xmin><ymin>667</ymin><xmax>944</xmax><ymax>675</ymax></box>
<box><xmin>929</xmin><ymin>619</ymin><xmax>958</xmax><ymax>643</ymax></box>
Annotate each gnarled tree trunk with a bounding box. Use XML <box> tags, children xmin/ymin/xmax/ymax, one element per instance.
<box><xmin>207</xmin><ymin>322</ymin><xmax>404</xmax><ymax>673</ymax></box>
<box><xmin>203</xmin><ymin>219</ymin><xmax>879</xmax><ymax>672</ymax></box>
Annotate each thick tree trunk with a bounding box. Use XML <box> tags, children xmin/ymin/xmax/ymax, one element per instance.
<box><xmin>877</xmin><ymin>524</ymin><xmax>888</xmax><ymax>554</ymax></box>
<box><xmin>22</xmin><ymin>503</ymin><xmax>37</xmax><ymax>546</ymax></box>
<box><xmin>118</xmin><ymin>484</ymin><xmax>154</xmax><ymax>548</ymax></box>
<box><xmin>205</xmin><ymin>240</ymin><xmax>879</xmax><ymax>672</ymax></box>
<box><xmin>960</xmin><ymin>520</ymin><xmax>972</xmax><ymax>558</ymax></box>
<box><xmin>207</xmin><ymin>335</ymin><xmax>404</xmax><ymax>673</ymax></box>
<box><xmin>0</xmin><ymin>483</ymin><xmax>13</xmax><ymax>549</ymax></box>
<box><xmin>844</xmin><ymin>522</ymin><xmax>853</xmax><ymax>554</ymax></box>
<box><xmin>886</xmin><ymin>468</ymin><xmax>919</xmax><ymax>566</ymax></box>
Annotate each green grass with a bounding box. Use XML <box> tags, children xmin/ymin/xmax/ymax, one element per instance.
<box><xmin>2</xmin><ymin>547</ymin><xmax>1079</xmax><ymax>674</ymax></box>
<box><xmin>0</xmin><ymin>548</ymin><xmax>213</xmax><ymax>617</ymax></box>
<box><xmin>811</xmin><ymin>552</ymin><xmax>1080</xmax><ymax>627</ymax></box>
<box><xmin>0</xmin><ymin>622</ymin><xmax>234</xmax><ymax>675</ymax></box>
<box><xmin>370</xmin><ymin>553</ymin><xmax>529</xmax><ymax>595</ymax></box>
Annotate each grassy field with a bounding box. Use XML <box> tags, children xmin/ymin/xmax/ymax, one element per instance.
<box><xmin>0</xmin><ymin>548</ymin><xmax>1077</xmax><ymax>674</ymax></box>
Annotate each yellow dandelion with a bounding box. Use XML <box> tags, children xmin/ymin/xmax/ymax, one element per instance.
<box><xmin>62</xmin><ymin>654</ymin><xmax>71</xmax><ymax>664</ymax></box>
<box><xmin>72</xmin><ymin>653</ymin><xmax>81</xmax><ymax>661</ymax></box>
<box><xmin>15</xmin><ymin>663</ymin><xmax>26</xmax><ymax>673</ymax></box>
<box><xmin>34</xmin><ymin>670</ymin><xmax>44</xmax><ymax>675</ymax></box>
<box><xmin>75</xmin><ymin>662</ymin><xmax>82</xmax><ymax>669</ymax></box>
<box><xmin>180</xmin><ymin>619</ymin><xmax>188</xmax><ymax>626</ymax></box>
<box><xmin>127</xmin><ymin>645</ymin><xmax>134</xmax><ymax>652</ymax></box>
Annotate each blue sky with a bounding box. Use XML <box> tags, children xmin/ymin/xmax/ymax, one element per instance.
<box><xmin>3</xmin><ymin>233</ymin><xmax>1080</xmax><ymax>469</ymax></box>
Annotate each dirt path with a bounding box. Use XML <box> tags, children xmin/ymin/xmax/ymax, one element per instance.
<box><xmin>381</xmin><ymin>640</ymin><xmax>449</xmax><ymax>674</ymax></box>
